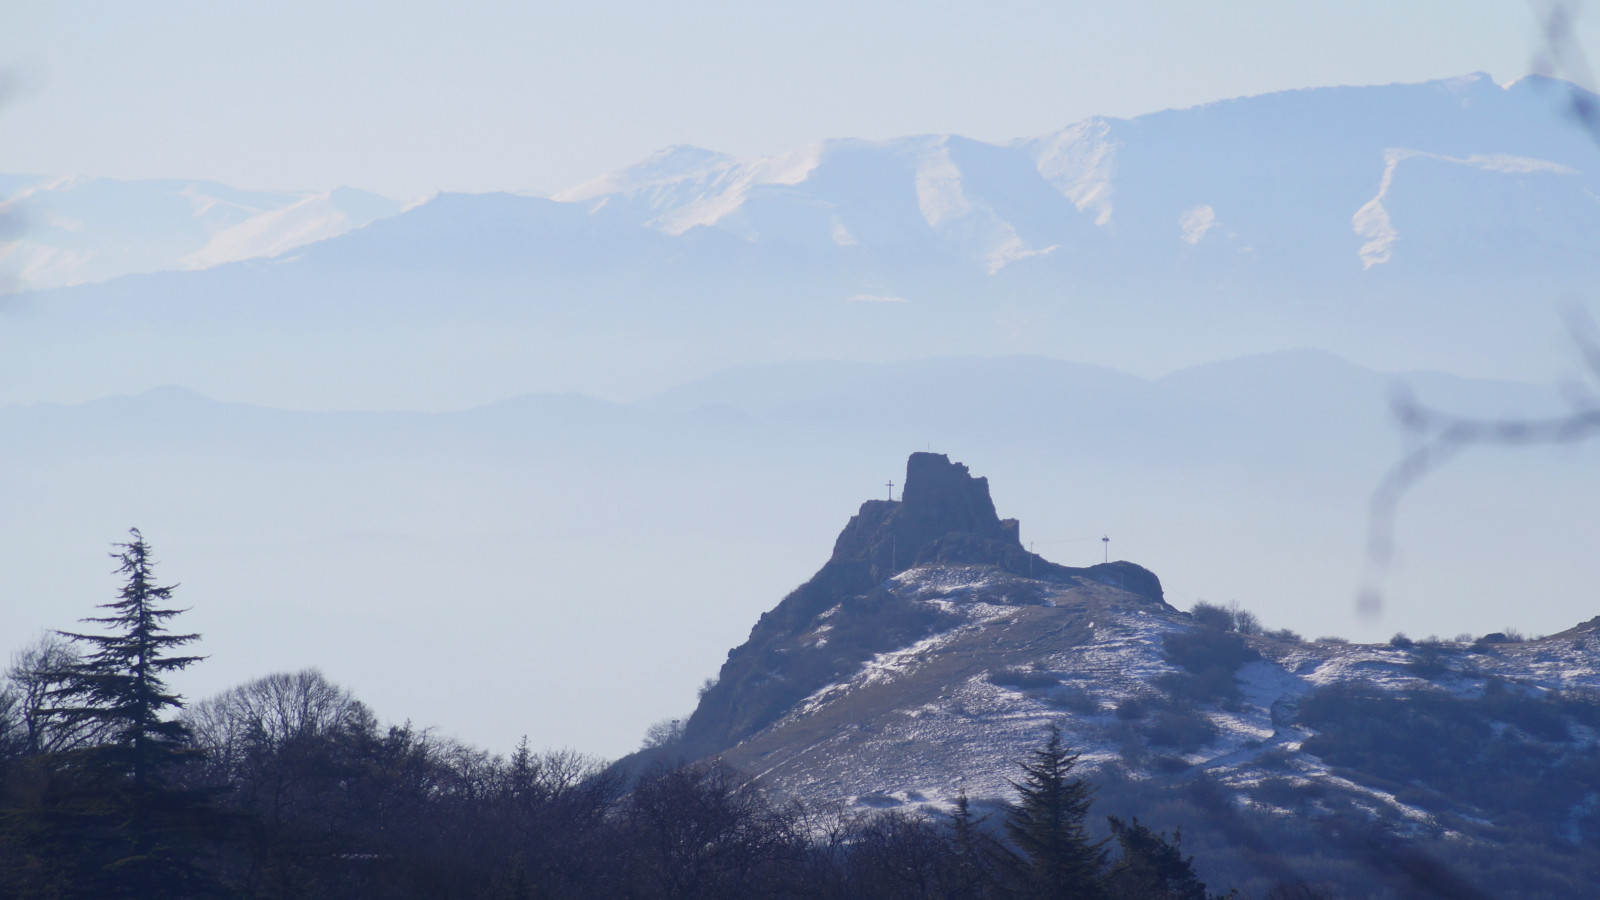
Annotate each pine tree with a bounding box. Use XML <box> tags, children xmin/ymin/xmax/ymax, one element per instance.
<box><xmin>1102</xmin><ymin>816</ymin><xmax>1211</xmax><ymax>900</ymax></box>
<box><xmin>948</xmin><ymin>790</ymin><xmax>1005</xmax><ymax>899</ymax></box>
<box><xmin>1004</xmin><ymin>723</ymin><xmax>1105</xmax><ymax>899</ymax></box>
<box><xmin>39</xmin><ymin>528</ymin><xmax>217</xmax><ymax>897</ymax></box>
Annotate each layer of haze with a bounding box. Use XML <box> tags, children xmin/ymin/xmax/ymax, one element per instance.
<box><xmin>4</xmin><ymin>3</ymin><xmax>1599</xmax><ymax>761</ymax></box>
<box><xmin>7</xmin><ymin>358</ymin><xmax>1600</xmax><ymax>760</ymax></box>
<box><xmin>0</xmin><ymin>1</ymin><xmax>1588</xmax><ymax>197</ymax></box>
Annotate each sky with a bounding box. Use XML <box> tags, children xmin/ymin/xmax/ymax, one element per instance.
<box><xmin>3</xmin><ymin>1</ymin><xmax>1599</xmax><ymax>759</ymax></box>
<box><xmin>2</xmin><ymin>1</ymin><xmax>1592</xmax><ymax>199</ymax></box>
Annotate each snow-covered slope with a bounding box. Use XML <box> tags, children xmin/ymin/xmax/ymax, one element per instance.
<box><xmin>0</xmin><ymin>176</ymin><xmax>401</xmax><ymax>291</ymax></box>
<box><xmin>673</xmin><ymin>452</ymin><xmax>1600</xmax><ymax>895</ymax></box>
<box><xmin>556</xmin><ymin>74</ymin><xmax>1599</xmax><ymax>278</ymax></box>
<box><xmin>721</xmin><ymin>562</ymin><xmax>1600</xmax><ymax>823</ymax></box>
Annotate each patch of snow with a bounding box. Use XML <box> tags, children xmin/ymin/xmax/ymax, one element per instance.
<box><xmin>1026</xmin><ymin>118</ymin><xmax>1119</xmax><ymax>228</ymax></box>
<box><xmin>983</xmin><ymin>233</ymin><xmax>1057</xmax><ymax>274</ymax></box>
<box><xmin>1353</xmin><ymin>148</ymin><xmax>1407</xmax><ymax>269</ymax></box>
<box><xmin>914</xmin><ymin>148</ymin><xmax>972</xmax><ymax>229</ymax></box>
<box><xmin>1354</xmin><ymin>148</ymin><xmax>1581</xmax><ymax>269</ymax></box>
<box><xmin>180</xmin><ymin>191</ymin><xmax>357</xmax><ymax>269</ymax></box>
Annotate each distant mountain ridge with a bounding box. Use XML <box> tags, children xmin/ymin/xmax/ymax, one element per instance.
<box><xmin>0</xmin><ymin>175</ymin><xmax>401</xmax><ymax>292</ymax></box>
<box><xmin>556</xmin><ymin>73</ymin><xmax>1599</xmax><ymax>277</ymax></box>
<box><xmin>3</xmin><ymin>74</ymin><xmax>1597</xmax><ymax>409</ymax></box>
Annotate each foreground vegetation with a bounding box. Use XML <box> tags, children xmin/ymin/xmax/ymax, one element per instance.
<box><xmin>5</xmin><ymin>532</ymin><xmax>1597</xmax><ymax>898</ymax></box>
<box><xmin>0</xmin><ymin>530</ymin><xmax>1240</xmax><ymax>899</ymax></box>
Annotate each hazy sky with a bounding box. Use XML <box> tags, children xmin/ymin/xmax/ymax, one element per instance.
<box><xmin>2</xmin><ymin>1</ymin><xmax>1591</xmax><ymax>199</ymax></box>
<box><xmin>4</xmin><ymin>2</ymin><xmax>1599</xmax><ymax>759</ymax></box>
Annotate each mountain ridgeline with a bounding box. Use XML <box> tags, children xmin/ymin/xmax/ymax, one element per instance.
<box><xmin>674</xmin><ymin>452</ymin><xmax>1165</xmax><ymax>761</ymax></box>
<box><xmin>7</xmin><ymin>74</ymin><xmax>1600</xmax><ymax>408</ymax></box>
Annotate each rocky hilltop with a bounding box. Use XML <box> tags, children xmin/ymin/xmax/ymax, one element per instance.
<box><xmin>646</xmin><ymin>454</ymin><xmax>1600</xmax><ymax>895</ymax></box>
<box><xmin>675</xmin><ymin>452</ymin><xmax>1163</xmax><ymax>760</ymax></box>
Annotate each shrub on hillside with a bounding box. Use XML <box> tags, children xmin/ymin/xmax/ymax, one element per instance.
<box><xmin>1114</xmin><ymin>698</ymin><xmax>1150</xmax><ymax>721</ymax></box>
<box><xmin>1159</xmin><ymin>629</ymin><xmax>1261</xmax><ymax>707</ymax></box>
<box><xmin>1049</xmin><ymin>686</ymin><xmax>1100</xmax><ymax>715</ymax></box>
<box><xmin>1142</xmin><ymin>708</ymin><xmax>1217</xmax><ymax>752</ymax></box>
<box><xmin>1189</xmin><ymin>601</ymin><xmax>1235</xmax><ymax>631</ymax></box>
<box><xmin>989</xmin><ymin>667</ymin><xmax>1061</xmax><ymax>691</ymax></box>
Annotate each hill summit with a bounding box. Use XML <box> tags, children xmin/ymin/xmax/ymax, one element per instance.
<box><xmin>638</xmin><ymin>453</ymin><xmax>1600</xmax><ymax>898</ymax></box>
<box><xmin>672</xmin><ymin>453</ymin><xmax>1164</xmax><ymax>760</ymax></box>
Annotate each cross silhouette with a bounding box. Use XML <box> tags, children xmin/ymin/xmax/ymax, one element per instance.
<box><xmin>886</xmin><ymin>480</ymin><xmax>895</xmax><ymax>501</ymax></box>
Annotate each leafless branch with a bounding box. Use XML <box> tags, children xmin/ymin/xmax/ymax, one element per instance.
<box><xmin>1362</xmin><ymin>311</ymin><xmax>1600</xmax><ymax>614</ymax></box>
<box><xmin>1534</xmin><ymin>1</ymin><xmax>1600</xmax><ymax>143</ymax></box>
<box><xmin>1362</xmin><ymin>5</ymin><xmax>1600</xmax><ymax>616</ymax></box>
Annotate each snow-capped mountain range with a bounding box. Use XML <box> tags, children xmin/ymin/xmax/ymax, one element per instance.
<box><xmin>2</xmin><ymin>73</ymin><xmax>1597</xmax><ymax>409</ymax></box>
<box><xmin>555</xmin><ymin>72</ymin><xmax>1598</xmax><ymax>279</ymax></box>
<box><xmin>0</xmin><ymin>175</ymin><xmax>401</xmax><ymax>292</ymax></box>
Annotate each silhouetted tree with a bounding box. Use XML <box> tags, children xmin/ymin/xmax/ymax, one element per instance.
<box><xmin>1005</xmin><ymin>723</ymin><xmax>1105</xmax><ymax>899</ymax></box>
<box><xmin>1101</xmin><ymin>816</ymin><xmax>1211</xmax><ymax>900</ymax></box>
<box><xmin>945</xmin><ymin>792</ymin><xmax>1008</xmax><ymax>899</ymax></box>
<box><xmin>22</xmin><ymin>528</ymin><xmax>217</xmax><ymax>897</ymax></box>
<box><xmin>837</xmin><ymin>811</ymin><xmax>929</xmax><ymax>898</ymax></box>
<box><xmin>621</xmin><ymin>759</ymin><xmax>797</xmax><ymax>899</ymax></box>
<box><xmin>4</xmin><ymin>634</ymin><xmax>103</xmax><ymax>757</ymax></box>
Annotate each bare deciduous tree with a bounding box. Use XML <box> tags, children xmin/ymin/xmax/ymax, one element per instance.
<box><xmin>4</xmin><ymin>633</ymin><xmax>106</xmax><ymax>755</ymax></box>
<box><xmin>185</xmin><ymin>667</ymin><xmax>374</xmax><ymax>774</ymax></box>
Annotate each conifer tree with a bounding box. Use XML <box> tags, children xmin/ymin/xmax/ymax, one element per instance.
<box><xmin>1004</xmin><ymin>722</ymin><xmax>1105</xmax><ymax>899</ymax></box>
<box><xmin>1102</xmin><ymin>816</ymin><xmax>1211</xmax><ymax>900</ymax></box>
<box><xmin>948</xmin><ymin>790</ymin><xmax>1006</xmax><ymax>898</ymax></box>
<box><xmin>40</xmin><ymin>528</ymin><xmax>216</xmax><ymax>897</ymax></box>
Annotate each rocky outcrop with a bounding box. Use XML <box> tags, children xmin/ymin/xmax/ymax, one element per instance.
<box><xmin>828</xmin><ymin>453</ymin><xmax>1027</xmax><ymax>584</ymax></box>
<box><xmin>666</xmin><ymin>453</ymin><xmax>1166</xmax><ymax>760</ymax></box>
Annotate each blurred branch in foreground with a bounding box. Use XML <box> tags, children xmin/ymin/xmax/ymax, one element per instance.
<box><xmin>1535</xmin><ymin>0</ymin><xmax>1600</xmax><ymax>142</ymax></box>
<box><xmin>1362</xmin><ymin>3</ymin><xmax>1600</xmax><ymax>616</ymax></box>
<box><xmin>1362</xmin><ymin>311</ymin><xmax>1600</xmax><ymax>614</ymax></box>
<box><xmin>0</xmin><ymin>66</ymin><xmax>22</xmax><ymax>296</ymax></box>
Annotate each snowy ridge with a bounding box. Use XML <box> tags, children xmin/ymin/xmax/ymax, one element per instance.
<box><xmin>0</xmin><ymin>176</ymin><xmax>401</xmax><ymax>292</ymax></box>
<box><xmin>718</xmin><ymin>563</ymin><xmax>1600</xmax><ymax>836</ymax></box>
<box><xmin>545</xmin><ymin>73</ymin><xmax>1599</xmax><ymax>278</ymax></box>
<box><xmin>6</xmin><ymin>74</ymin><xmax>1600</xmax><ymax>404</ymax></box>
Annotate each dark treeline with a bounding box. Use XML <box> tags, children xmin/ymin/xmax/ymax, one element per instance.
<box><xmin>4</xmin><ymin>667</ymin><xmax>1234</xmax><ymax>898</ymax></box>
<box><xmin>9</xmin><ymin>533</ymin><xmax>1597</xmax><ymax>899</ymax></box>
<box><xmin>0</xmin><ymin>530</ymin><xmax>1252</xmax><ymax>899</ymax></box>
<box><xmin>0</xmin><ymin>530</ymin><xmax>1331</xmax><ymax>898</ymax></box>
<box><xmin>0</xmin><ymin>529</ymin><xmax>1244</xmax><ymax>899</ymax></box>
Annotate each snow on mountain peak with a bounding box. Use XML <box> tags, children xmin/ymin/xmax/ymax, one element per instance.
<box><xmin>1020</xmin><ymin>117</ymin><xmax>1120</xmax><ymax>227</ymax></box>
<box><xmin>0</xmin><ymin>177</ymin><xmax>401</xmax><ymax>292</ymax></box>
<box><xmin>1353</xmin><ymin>147</ymin><xmax>1587</xmax><ymax>269</ymax></box>
<box><xmin>554</xmin><ymin>144</ymin><xmax>739</xmax><ymax>204</ymax></box>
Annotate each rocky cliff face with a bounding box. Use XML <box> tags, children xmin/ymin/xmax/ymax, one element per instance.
<box><xmin>672</xmin><ymin>453</ymin><xmax>1165</xmax><ymax>759</ymax></box>
<box><xmin>828</xmin><ymin>452</ymin><xmax>1024</xmax><ymax>583</ymax></box>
